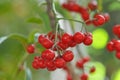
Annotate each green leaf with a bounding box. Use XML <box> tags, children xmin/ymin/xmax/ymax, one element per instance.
<box><xmin>25</xmin><ymin>68</ymin><xmax>32</xmax><ymax>80</ymax></box>
<box><xmin>0</xmin><ymin>34</ymin><xmax>28</xmax><ymax>46</ymax></box>
<box><xmin>27</xmin><ymin>17</ymin><xmax>43</xmax><ymax>24</ymax></box>
<box><xmin>28</xmin><ymin>30</ymin><xmax>40</xmax><ymax>43</ymax></box>
<box><xmin>109</xmin><ymin>2</ymin><xmax>120</xmax><ymax>11</ymax></box>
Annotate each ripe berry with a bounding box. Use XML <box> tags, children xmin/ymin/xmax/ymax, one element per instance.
<box><xmin>116</xmin><ymin>52</ymin><xmax>120</xmax><ymax>59</ymax></box>
<box><xmin>57</xmin><ymin>41</ymin><xmax>68</xmax><ymax>50</ymax></box>
<box><xmin>38</xmin><ymin>58</ymin><xmax>46</xmax><ymax>69</ymax></box>
<box><xmin>62</xmin><ymin>33</ymin><xmax>72</xmax><ymax>44</ymax></box>
<box><xmin>41</xmin><ymin>38</ymin><xmax>54</xmax><ymax>49</ymax></box>
<box><xmin>47</xmin><ymin>65</ymin><xmax>56</xmax><ymax>71</ymax></box>
<box><xmin>88</xmin><ymin>0</ymin><xmax>98</xmax><ymax>10</ymax></box>
<box><xmin>106</xmin><ymin>41</ymin><xmax>114</xmax><ymax>52</ymax></box>
<box><xmin>90</xmin><ymin>66</ymin><xmax>96</xmax><ymax>73</ymax></box>
<box><xmin>80</xmin><ymin>73</ymin><xmax>88</xmax><ymax>80</ymax></box>
<box><xmin>62</xmin><ymin>50</ymin><xmax>74</xmax><ymax>62</ymax></box>
<box><xmin>81</xmin><ymin>11</ymin><xmax>90</xmax><ymax>21</ymax></box>
<box><xmin>114</xmin><ymin>40</ymin><xmax>120</xmax><ymax>51</ymax></box>
<box><xmin>83</xmin><ymin>35</ymin><xmax>93</xmax><ymax>45</ymax></box>
<box><xmin>83</xmin><ymin>56</ymin><xmax>90</xmax><ymax>63</ymax></box>
<box><xmin>73</xmin><ymin>32</ymin><xmax>85</xmax><ymax>44</ymax></box>
<box><xmin>69</xmin><ymin>40</ymin><xmax>77</xmax><ymax>47</ymax></box>
<box><xmin>67</xmin><ymin>74</ymin><xmax>72</xmax><ymax>80</ymax></box>
<box><xmin>38</xmin><ymin>35</ymin><xmax>45</xmax><ymax>44</ymax></box>
<box><xmin>76</xmin><ymin>59</ymin><xmax>84</xmax><ymax>69</ymax></box>
<box><xmin>32</xmin><ymin>61</ymin><xmax>39</xmax><ymax>69</ymax></box>
<box><xmin>27</xmin><ymin>44</ymin><xmax>35</xmax><ymax>54</ymax></box>
<box><xmin>93</xmin><ymin>14</ymin><xmax>105</xmax><ymax>26</ymax></box>
<box><xmin>41</xmin><ymin>49</ymin><xmax>55</xmax><ymax>60</ymax></box>
<box><xmin>54</xmin><ymin>58</ymin><xmax>66</xmax><ymax>68</ymax></box>
<box><xmin>103</xmin><ymin>13</ymin><xmax>110</xmax><ymax>22</ymax></box>
<box><xmin>113</xmin><ymin>24</ymin><xmax>120</xmax><ymax>36</ymax></box>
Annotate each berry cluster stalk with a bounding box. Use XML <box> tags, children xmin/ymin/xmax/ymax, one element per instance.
<box><xmin>45</xmin><ymin>0</ymin><xmax>79</xmax><ymax>80</ymax></box>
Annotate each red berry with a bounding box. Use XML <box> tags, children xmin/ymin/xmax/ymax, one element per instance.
<box><xmin>27</xmin><ymin>44</ymin><xmax>35</xmax><ymax>54</ymax></box>
<box><xmin>67</xmin><ymin>74</ymin><xmax>72</xmax><ymax>80</ymax></box>
<box><xmin>47</xmin><ymin>65</ymin><xmax>56</xmax><ymax>71</ymax></box>
<box><xmin>54</xmin><ymin>58</ymin><xmax>66</xmax><ymax>68</ymax></box>
<box><xmin>113</xmin><ymin>24</ymin><xmax>120</xmax><ymax>36</ymax></box>
<box><xmin>81</xmin><ymin>11</ymin><xmax>90</xmax><ymax>21</ymax></box>
<box><xmin>88</xmin><ymin>0</ymin><xmax>98</xmax><ymax>10</ymax></box>
<box><xmin>93</xmin><ymin>14</ymin><xmax>105</xmax><ymax>26</ymax></box>
<box><xmin>57</xmin><ymin>41</ymin><xmax>68</xmax><ymax>50</ymax></box>
<box><xmin>32</xmin><ymin>61</ymin><xmax>39</xmax><ymax>69</ymax></box>
<box><xmin>41</xmin><ymin>49</ymin><xmax>55</xmax><ymax>60</ymax></box>
<box><xmin>106</xmin><ymin>41</ymin><xmax>114</xmax><ymax>52</ymax></box>
<box><xmin>80</xmin><ymin>73</ymin><xmax>88</xmax><ymax>80</ymax></box>
<box><xmin>73</xmin><ymin>32</ymin><xmax>85</xmax><ymax>44</ymax></box>
<box><xmin>103</xmin><ymin>13</ymin><xmax>110</xmax><ymax>22</ymax></box>
<box><xmin>116</xmin><ymin>52</ymin><xmax>120</xmax><ymax>59</ymax></box>
<box><xmin>83</xmin><ymin>56</ymin><xmax>90</xmax><ymax>63</ymax></box>
<box><xmin>38</xmin><ymin>58</ymin><xmax>46</xmax><ymax>69</ymax></box>
<box><xmin>114</xmin><ymin>40</ymin><xmax>120</xmax><ymax>51</ymax></box>
<box><xmin>47</xmin><ymin>31</ymin><xmax>55</xmax><ymax>40</ymax></box>
<box><xmin>76</xmin><ymin>60</ymin><xmax>84</xmax><ymax>69</ymax></box>
<box><xmin>42</xmin><ymin>38</ymin><xmax>54</xmax><ymax>49</ymax></box>
<box><xmin>69</xmin><ymin>40</ymin><xmax>77</xmax><ymax>47</ymax></box>
<box><xmin>62</xmin><ymin>50</ymin><xmax>74</xmax><ymax>62</ymax></box>
<box><xmin>83</xmin><ymin>36</ymin><xmax>93</xmax><ymax>45</ymax></box>
<box><xmin>90</xmin><ymin>66</ymin><xmax>96</xmax><ymax>73</ymax></box>
<box><xmin>38</xmin><ymin>35</ymin><xmax>45</xmax><ymax>44</ymax></box>
<box><xmin>62</xmin><ymin>33</ymin><xmax>72</xmax><ymax>44</ymax></box>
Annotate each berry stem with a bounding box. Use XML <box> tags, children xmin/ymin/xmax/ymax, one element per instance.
<box><xmin>57</xmin><ymin>18</ymin><xmax>85</xmax><ymax>24</ymax></box>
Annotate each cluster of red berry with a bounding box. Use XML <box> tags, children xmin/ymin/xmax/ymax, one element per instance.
<box><xmin>26</xmin><ymin>31</ymin><xmax>93</xmax><ymax>71</ymax></box>
<box><xmin>63</xmin><ymin>57</ymin><xmax>95</xmax><ymax>80</ymax></box>
<box><xmin>62</xmin><ymin>0</ymin><xmax>110</xmax><ymax>26</ymax></box>
<box><xmin>106</xmin><ymin>24</ymin><xmax>120</xmax><ymax>59</ymax></box>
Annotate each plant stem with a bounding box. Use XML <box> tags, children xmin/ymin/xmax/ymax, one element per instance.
<box><xmin>57</xmin><ymin>18</ymin><xmax>85</xmax><ymax>24</ymax></box>
<box><xmin>45</xmin><ymin>0</ymin><xmax>56</xmax><ymax>31</ymax></box>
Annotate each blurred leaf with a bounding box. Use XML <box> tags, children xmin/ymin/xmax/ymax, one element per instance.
<box><xmin>28</xmin><ymin>30</ymin><xmax>40</xmax><ymax>43</ymax></box>
<box><xmin>27</xmin><ymin>17</ymin><xmax>43</xmax><ymax>24</ymax></box>
<box><xmin>25</xmin><ymin>68</ymin><xmax>32</xmax><ymax>80</ymax></box>
<box><xmin>0</xmin><ymin>34</ymin><xmax>28</xmax><ymax>46</ymax></box>
<box><xmin>112</xmin><ymin>69</ymin><xmax>120</xmax><ymax>80</ymax></box>
<box><xmin>109</xmin><ymin>2</ymin><xmax>120</xmax><ymax>11</ymax></box>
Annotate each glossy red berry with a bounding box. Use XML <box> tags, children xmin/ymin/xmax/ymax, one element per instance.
<box><xmin>103</xmin><ymin>13</ymin><xmax>110</xmax><ymax>22</ymax></box>
<box><xmin>38</xmin><ymin>58</ymin><xmax>46</xmax><ymax>69</ymax></box>
<box><xmin>57</xmin><ymin>41</ymin><xmax>68</xmax><ymax>50</ymax></box>
<box><xmin>62</xmin><ymin>33</ymin><xmax>72</xmax><ymax>44</ymax></box>
<box><xmin>113</xmin><ymin>24</ymin><xmax>120</xmax><ymax>36</ymax></box>
<box><xmin>46</xmin><ymin>60</ymin><xmax>56</xmax><ymax>71</ymax></box>
<box><xmin>80</xmin><ymin>73</ymin><xmax>88</xmax><ymax>80</ymax></box>
<box><xmin>62</xmin><ymin>50</ymin><xmax>74</xmax><ymax>62</ymax></box>
<box><xmin>83</xmin><ymin>36</ymin><xmax>93</xmax><ymax>45</ymax></box>
<box><xmin>42</xmin><ymin>38</ymin><xmax>54</xmax><ymax>49</ymax></box>
<box><xmin>76</xmin><ymin>60</ymin><xmax>84</xmax><ymax>69</ymax></box>
<box><xmin>41</xmin><ymin>49</ymin><xmax>55</xmax><ymax>60</ymax></box>
<box><xmin>38</xmin><ymin>35</ymin><xmax>45</xmax><ymax>44</ymax></box>
<box><xmin>114</xmin><ymin>40</ymin><xmax>120</xmax><ymax>51</ymax></box>
<box><xmin>106</xmin><ymin>41</ymin><xmax>114</xmax><ymax>52</ymax></box>
<box><xmin>116</xmin><ymin>52</ymin><xmax>120</xmax><ymax>59</ymax></box>
<box><xmin>88</xmin><ymin>0</ymin><xmax>98</xmax><ymax>10</ymax></box>
<box><xmin>90</xmin><ymin>66</ymin><xmax>96</xmax><ymax>73</ymax></box>
<box><xmin>27</xmin><ymin>44</ymin><xmax>35</xmax><ymax>54</ymax></box>
<box><xmin>73</xmin><ymin>32</ymin><xmax>85</xmax><ymax>44</ymax></box>
<box><xmin>32</xmin><ymin>61</ymin><xmax>39</xmax><ymax>69</ymax></box>
<box><xmin>54</xmin><ymin>58</ymin><xmax>66</xmax><ymax>68</ymax></box>
<box><xmin>81</xmin><ymin>11</ymin><xmax>90</xmax><ymax>21</ymax></box>
<box><xmin>93</xmin><ymin>14</ymin><xmax>105</xmax><ymax>26</ymax></box>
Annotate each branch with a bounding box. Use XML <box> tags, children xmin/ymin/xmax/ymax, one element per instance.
<box><xmin>45</xmin><ymin>0</ymin><xmax>56</xmax><ymax>31</ymax></box>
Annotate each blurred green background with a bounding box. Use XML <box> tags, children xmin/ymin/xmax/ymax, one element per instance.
<box><xmin>0</xmin><ymin>0</ymin><xmax>120</xmax><ymax>80</ymax></box>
